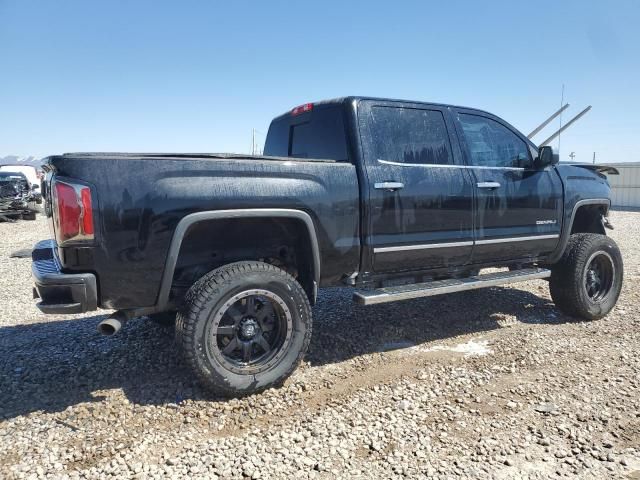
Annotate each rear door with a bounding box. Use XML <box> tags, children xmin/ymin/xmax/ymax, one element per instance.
<box><xmin>358</xmin><ymin>101</ymin><xmax>475</xmax><ymax>273</ymax></box>
<box><xmin>453</xmin><ymin>110</ymin><xmax>562</xmax><ymax>263</ymax></box>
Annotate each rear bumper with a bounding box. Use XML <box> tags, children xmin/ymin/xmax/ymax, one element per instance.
<box><xmin>32</xmin><ymin>239</ymin><xmax>97</xmax><ymax>314</ymax></box>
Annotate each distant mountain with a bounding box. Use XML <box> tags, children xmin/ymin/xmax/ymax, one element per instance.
<box><xmin>0</xmin><ymin>155</ymin><xmax>44</xmax><ymax>167</ymax></box>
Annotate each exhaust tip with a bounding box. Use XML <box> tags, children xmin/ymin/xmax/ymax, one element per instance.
<box><xmin>97</xmin><ymin>321</ymin><xmax>118</xmax><ymax>336</ymax></box>
<box><xmin>97</xmin><ymin>312</ymin><xmax>127</xmax><ymax>336</ymax></box>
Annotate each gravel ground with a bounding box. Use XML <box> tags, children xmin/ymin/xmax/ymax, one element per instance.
<box><xmin>0</xmin><ymin>212</ymin><xmax>639</xmax><ymax>479</ymax></box>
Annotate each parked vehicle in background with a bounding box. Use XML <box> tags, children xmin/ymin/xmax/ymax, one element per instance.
<box><xmin>0</xmin><ymin>171</ymin><xmax>40</xmax><ymax>220</ymax></box>
<box><xmin>0</xmin><ymin>164</ymin><xmax>42</xmax><ymax>189</ymax></box>
<box><xmin>31</xmin><ymin>97</ymin><xmax>623</xmax><ymax>396</ymax></box>
<box><xmin>0</xmin><ymin>164</ymin><xmax>42</xmax><ymax>220</ymax></box>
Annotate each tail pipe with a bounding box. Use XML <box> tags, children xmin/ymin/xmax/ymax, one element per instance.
<box><xmin>97</xmin><ymin>311</ymin><xmax>128</xmax><ymax>336</ymax></box>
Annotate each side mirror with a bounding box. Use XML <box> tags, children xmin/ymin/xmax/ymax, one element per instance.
<box><xmin>535</xmin><ymin>146</ymin><xmax>558</xmax><ymax>169</ymax></box>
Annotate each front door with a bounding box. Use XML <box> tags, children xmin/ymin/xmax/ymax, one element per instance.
<box><xmin>453</xmin><ymin>110</ymin><xmax>563</xmax><ymax>264</ymax></box>
<box><xmin>358</xmin><ymin>101</ymin><xmax>475</xmax><ymax>273</ymax></box>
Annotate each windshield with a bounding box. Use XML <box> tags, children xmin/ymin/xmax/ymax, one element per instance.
<box><xmin>0</xmin><ymin>172</ymin><xmax>27</xmax><ymax>181</ymax></box>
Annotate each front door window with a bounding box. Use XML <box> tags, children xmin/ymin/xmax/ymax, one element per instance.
<box><xmin>458</xmin><ymin>114</ymin><xmax>531</xmax><ymax>169</ymax></box>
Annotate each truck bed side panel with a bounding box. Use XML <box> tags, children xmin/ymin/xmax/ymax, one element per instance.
<box><xmin>47</xmin><ymin>156</ymin><xmax>360</xmax><ymax>309</ymax></box>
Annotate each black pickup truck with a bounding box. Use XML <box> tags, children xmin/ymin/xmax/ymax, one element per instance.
<box><xmin>32</xmin><ymin>97</ymin><xmax>623</xmax><ymax>396</ymax></box>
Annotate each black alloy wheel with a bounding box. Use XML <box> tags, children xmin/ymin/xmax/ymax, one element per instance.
<box><xmin>583</xmin><ymin>251</ymin><xmax>615</xmax><ymax>303</ymax></box>
<box><xmin>209</xmin><ymin>289</ymin><xmax>293</xmax><ymax>375</ymax></box>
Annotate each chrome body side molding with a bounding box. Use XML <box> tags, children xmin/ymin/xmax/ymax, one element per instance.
<box><xmin>377</xmin><ymin>158</ymin><xmax>528</xmax><ymax>171</ymax></box>
<box><xmin>375</xmin><ymin>234</ymin><xmax>559</xmax><ymax>253</ymax></box>
<box><xmin>374</xmin><ymin>241</ymin><xmax>474</xmax><ymax>253</ymax></box>
<box><xmin>474</xmin><ymin>234</ymin><xmax>559</xmax><ymax>245</ymax></box>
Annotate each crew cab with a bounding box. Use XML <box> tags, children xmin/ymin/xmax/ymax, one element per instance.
<box><xmin>32</xmin><ymin>97</ymin><xmax>623</xmax><ymax>396</ymax></box>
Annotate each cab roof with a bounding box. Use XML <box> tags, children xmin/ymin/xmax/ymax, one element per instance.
<box><xmin>271</xmin><ymin>96</ymin><xmax>494</xmax><ymax>122</ymax></box>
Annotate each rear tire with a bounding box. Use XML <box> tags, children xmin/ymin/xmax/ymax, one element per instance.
<box><xmin>176</xmin><ymin>261</ymin><xmax>312</xmax><ymax>396</ymax></box>
<box><xmin>549</xmin><ymin>233</ymin><xmax>623</xmax><ymax>320</ymax></box>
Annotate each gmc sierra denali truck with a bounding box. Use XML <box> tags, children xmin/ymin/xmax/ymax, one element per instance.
<box><xmin>32</xmin><ymin>97</ymin><xmax>623</xmax><ymax>396</ymax></box>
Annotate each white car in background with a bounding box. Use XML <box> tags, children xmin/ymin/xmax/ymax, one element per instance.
<box><xmin>0</xmin><ymin>164</ymin><xmax>41</xmax><ymax>190</ymax></box>
<box><xmin>0</xmin><ymin>165</ymin><xmax>43</xmax><ymax>219</ymax></box>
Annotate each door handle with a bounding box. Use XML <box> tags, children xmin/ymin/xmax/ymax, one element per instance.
<box><xmin>374</xmin><ymin>182</ymin><xmax>405</xmax><ymax>191</ymax></box>
<box><xmin>477</xmin><ymin>181</ymin><xmax>501</xmax><ymax>189</ymax></box>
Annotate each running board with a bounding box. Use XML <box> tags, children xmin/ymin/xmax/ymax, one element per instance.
<box><xmin>353</xmin><ymin>267</ymin><xmax>551</xmax><ymax>306</ymax></box>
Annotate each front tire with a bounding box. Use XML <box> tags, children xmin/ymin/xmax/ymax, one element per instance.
<box><xmin>176</xmin><ymin>261</ymin><xmax>312</xmax><ymax>396</ymax></box>
<box><xmin>549</xmin><ymin>233</ymin><xmax>623</xmax><ymax>320</ymax></box>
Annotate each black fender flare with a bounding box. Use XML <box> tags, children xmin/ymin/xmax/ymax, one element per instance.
<box><xmin>155</xmin><ymin>209</ymin><xmax>321</xmax><ymax>311</ymax></box>
<box><xmin>547</xmin><ymin>199</ymin><xmax>610</xmax><ymax>264</ymax></box>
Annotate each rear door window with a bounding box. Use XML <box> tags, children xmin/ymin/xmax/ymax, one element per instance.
<box><xmin>369</xmin><ymin>107</ymin><xmax>453</xmax><ymax>165</ymax></box>
<box><xmin>264</xmin><ymin>105</ymin><xmax>349</xmax><ymax>161</ymax></box>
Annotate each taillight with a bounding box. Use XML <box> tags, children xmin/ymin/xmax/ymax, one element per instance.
<box><xmin>52</xmin><ymin>179</ymin><xmax>94</xmax><ymax>244</ymax></box>
<box><xmin>291</xmin><ymin>103</ymin><xmax>313</xmax><ymax>116</ymax></box>
<box><xmin>80</xmin><ymin>187</ymin><xmax>94</xmax><ymax>235</ymax></box>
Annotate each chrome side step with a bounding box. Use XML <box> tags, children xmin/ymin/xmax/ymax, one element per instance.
<box><xmin>353</xmin><ymin>267</ymin><xmax>551</xmax><ymax>306</ymax></box>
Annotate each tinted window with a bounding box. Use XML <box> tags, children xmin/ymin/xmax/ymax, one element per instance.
<box><xmin>264</xmin><ymin>106</ymin><xmax>348</xmax><ymax>161</ymax></box>
<box><xmin>263</xmin><ymin>119</ymin><xmax>289</xmax><ymax>157</ymax></box>
<box><xmin>369</xmin><ymin>107</ymin><xmax>452</xmax><ymax>165</ymax></box>
<box><xmin>458</xmin><ymin>114</ymin><xmax>530</xmax><ymax>168</ymax></box>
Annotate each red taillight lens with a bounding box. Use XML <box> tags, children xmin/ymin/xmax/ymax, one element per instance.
<box><xmin>55</xmin><ymin>181</ymin><xmax>81</xmax><ymax>241</ymax></box>
<box><xmin>52</xmin><ymin>180</ymin><xmax>94</xmax><ymax>244</ymax></box>
<box><xmin>291</xmin><ymin>103</ymin><xmax>313</xmax><ymax>116</ymax></box>
<box><xmin>80</xmin><ymin>187</ymin><xmax>94</xmax><ymax>235</ymax></box>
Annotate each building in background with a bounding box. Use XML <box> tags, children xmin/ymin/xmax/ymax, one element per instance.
<box><xmin>605</xmin><ymin>162</ymin><xmax>640</xmax><ymax>208</ymax></box>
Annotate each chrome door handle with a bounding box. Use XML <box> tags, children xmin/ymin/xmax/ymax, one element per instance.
<box><xmin>374</xmin><ymin>182</ymin><xmax>404</xmax><ymax>191</ymax></box>
<box><xmin>477</xmin><ymin>181</ymin><xmax>501</xmax><ymax>189</ymax></box>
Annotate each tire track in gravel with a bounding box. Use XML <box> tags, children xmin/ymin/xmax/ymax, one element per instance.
<box><xmin>25</xmin><ymin>313</ymin><xmax>637</xmax><ymax>473</ymax></box>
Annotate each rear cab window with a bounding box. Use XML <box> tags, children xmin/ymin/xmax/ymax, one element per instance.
<box><xmin>264</xmin><ymin>104</ymin><xmax>349</xmax><ymax>161</ymax></box>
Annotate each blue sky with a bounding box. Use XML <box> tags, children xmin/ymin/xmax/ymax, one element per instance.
<box><xmin>1</xmin><ymin>0</ymin><xmax>638</xmax><ymax>162</ymax></box>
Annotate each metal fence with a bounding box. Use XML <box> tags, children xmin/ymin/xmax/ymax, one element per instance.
<box><xmin>605</xmin><ymin>163</ymin><xmax>640</xmax><ymax>208</ymax></box>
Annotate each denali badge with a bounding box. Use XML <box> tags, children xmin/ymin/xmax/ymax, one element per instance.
<box><xmin>536</xmin><ymin>220</ymin><xmax>557</xmax><ymax>225</ymax></box>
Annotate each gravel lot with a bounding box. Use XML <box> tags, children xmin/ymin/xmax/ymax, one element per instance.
<box><xmin>1</xmin><ymin>212</ymin><xmax>639</xmax><ymax>479</ymax></box>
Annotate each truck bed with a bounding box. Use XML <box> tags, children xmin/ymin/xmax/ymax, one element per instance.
<box><xmin>42</xmin><ymin>153</ymin><xmax>360</xmax><ymax>310</ymax></box>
